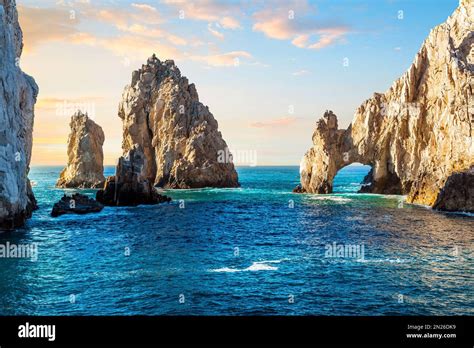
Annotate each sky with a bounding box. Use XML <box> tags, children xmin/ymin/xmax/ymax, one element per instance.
<box><xmin>17</xmin><ymin>0</ymin><xmax>460</xmax><ymax>166</ymax></box>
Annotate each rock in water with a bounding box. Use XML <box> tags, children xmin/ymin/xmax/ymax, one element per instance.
<box><xmin>297</xmin><ymin>2</ymin><xmax>473</xmax><ymax>211</ymax></box>
<box><xmin>433</xmin><ymin>167</ymin><xmax>474</xmax><ymax>213</ymax></box>
<box><xmin>56</xmin><ymin>111</ymin><xmax>105</xmax><ymax>188</ymax></box>
<box><xmin>0</xmin><ymin>0</ymin><xmax>38</xmax><ymax>230</ymax></box>
<box><xmin>51</xmin><ymin>193</ymin><xmax>104</xmax><ymax>217</ymax></box>
<box><xmin>98</xmin><ymin>55</ymin><xmax>238</xmax><ymax>205</ymax></box>
<box><xmin>96</xmin><ymin>145</ymin><xmax>172</xmax><ymax>206</ymax></box>
<box><xmin>120</xmin><ymin>55</ymin><xmax>238</xmax><ymax>189</ymax></box>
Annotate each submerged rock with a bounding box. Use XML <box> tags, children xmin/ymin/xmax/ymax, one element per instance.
<box><xmin>96</xmin><ymin>145</ymin><xmax>172</xmax><ymax>206</ymax></box>
<box><xmin>0</xmin><ymin>0</ymin><xmax>38</xmax><ymax>230</ymax></box>
<box><xmin>51</xmin><ymin>193</ymin><xmax>103</xmax><ymax>217</ymax></box>
<box><xmin>296</xmin><ymin>2</ymin><xmax>473</xmax><ymax>211</ymax></box>
<box><xmin>56</xmin><ymin>111</ymin><xmax>105</xmax><ymax>188</ymax></box>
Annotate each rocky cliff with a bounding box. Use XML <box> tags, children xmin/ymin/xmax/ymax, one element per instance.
<box><xmin>0</xmin><ymin>0</ymin><xmax>38</xmax><ymax>229</ymax></box>
<box><xmin>98</xmin><ymin>55</ymin><xmax>238</xmax><ymax>205</ymax></box>
<box><xmin>297</xmin><ymin>1</ymin><xmax>473</xmax><ymax>212</ymax></box>
<box><xmin>56</xmin><ymin>111</ymin><xmax>105</xmax><ymax>188</ymax></box>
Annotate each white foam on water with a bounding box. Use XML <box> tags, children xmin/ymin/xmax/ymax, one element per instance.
<box><xmin>211</xmin><ymin>267</ymin><xmax>241</xmax><ymax>273</ymax></box>
<box><xmin>209</xmin><ymin>259</ymin><xmax>286</xmax><ymax>273</ymax></box>
<box><xmin>310</xmin><ymin>196</ymin><xmax>352</xmax><ymax>203</ymax></box>
<box><xmin>246</xmin><ymin>262</ymin><xmax>278</xmax><ymax>271</ymax></box>
<box><xmin>356</xmin><ymin>258</ymin><xmax>408</xmax><ymax>264</ymax></box>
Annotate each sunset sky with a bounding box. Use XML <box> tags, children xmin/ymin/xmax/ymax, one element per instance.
<box><xmin>18</xmin><ymin>0</ymin><xmax>459</xmax><ymax>165</ymax></box>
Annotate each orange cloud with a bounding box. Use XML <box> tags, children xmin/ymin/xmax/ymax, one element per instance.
<box><xmin>18</xmin><ymin>2</ymin><xmax>246</xmax><ymax>67</ymax></box>
<box><xmin>252</xmin><ymin>0</ymin><xmax>350</xmax><ymax>50</ymax></box>
<box><xmin>18</xmin><ymin>5</ymin><xmax>79</xmax><ymax>52</ymax></box>
<box><xmin>164</xmin><ymin>0</ymin><xmax>242</xmax><ymax>29</ymax></box>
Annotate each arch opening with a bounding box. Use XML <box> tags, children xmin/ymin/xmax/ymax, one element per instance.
<box><xmin>332</xmin><ymin>163</ymin><xmax>372</xmax><ymax>193</ymax></box>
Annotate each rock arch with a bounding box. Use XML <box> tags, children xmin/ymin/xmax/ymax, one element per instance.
<box><xmin>296</xmin><ymin>111</ymin><xmax>403</xmax><ymax>195</ymax></box>
<box><xmin>295</xmin><ymin>2</ymin><xmax>473</xmax><ymax>211</ymax></box>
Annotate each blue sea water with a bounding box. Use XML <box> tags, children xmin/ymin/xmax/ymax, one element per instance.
<box><xmin>0</xmin><ymin>165</ymin><xmax>472</xmax><ymax>315</ymax></box>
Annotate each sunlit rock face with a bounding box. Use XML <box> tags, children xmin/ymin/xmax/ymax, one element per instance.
<box><xmin>297</xmin><ymin>2</ymin><xmax>473</xmax><ymax>211</ymax></box>
<box><xmin>56</xmin><ymin>111</ymin><xmax>105</xmax><ymax>188</ymax></box>
<box><xmin>118</xmin><ymin>55</ymin><xmax>239</xmax><ymax>189</ymax></box>
<box><xmin>0</xmin><ymin>0</ymin><xmax>38</xmax><ymax>230</ymax></box>
<box><xmin>98</xmin><ymin>55</ymin><xmax>239</xmax><ymax>204</ymax></box>
<box><xmin>98</xmin><ymin>54</ymin><xmax>239</xmax><ymax>206</ymax></box>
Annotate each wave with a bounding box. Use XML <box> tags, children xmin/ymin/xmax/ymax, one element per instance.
<box><xmin>210</xmin><ymin>259</ymin><xmax>286</xmax><ymax>273</ymax></box>
<box><xmin>310</xmin><ymin>196</ymin><xmax>352</xmax><ymax>203</ymax></box>
<box><xmin>356</xmin><ymin>258</ymin><xmax>408</xmax><ymax>264</ymax></box>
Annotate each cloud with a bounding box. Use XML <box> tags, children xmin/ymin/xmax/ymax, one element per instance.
<box><xmin>164</xmin><ymin>0</ymin><xmax>242</xmax><ymax>29</ymax></box>
<box><xmin>93</xmin><ymin>3</ymin><xmax>162</xmax><ymax>28</ymax></box>
<box><xmin>18</xmin><ymin>2</ymin><xmax>186</xmax><ymax>61</ymax></box>
<box><xmin>18</xmin><ymin>2</ymin><xmax>253</xmax><ymax>68</ymax></box>
<box><xmin>101</xmin><ymin>35</ymin><xmax>183</xmax><ymax>61</ymax></box>
<box><xmin>118</xmin><ymin>24</ymin><xmax>188</xmax><ymax>45</ymax></box>
<box><xmin>292</xmin><ymin>69</ymin><xmax>310</xmax><ymax>76</ymax></box>
<box><xmin>220</xmin><ymin>16</ymin><xmax>241</xmax><ymax>29</ymax></box>
<box><xmin>250</xmin><ymin>117</ymin><xmax>298</xmax><ymax>128</ymax></box>
<box><xmin>252</xmin><ymin>0</ymin><xmax>350</xmax><ymax>50</ymax></box>
<box><xmin>191</xmin><ymin>51</ymin><xmax>252</xmax><ymax>67</ymax></box>
<box><xmin>18</xmin><ymin>5</ymin><xmax>79</xmax><ymax>52</ymax></box>
<box><xmin>208</xmin><ymin>23</ymin><xmax>225</xmax><ymax>40</ymax></box>
<box><xmin>131</xmin><ymin>3</ymin><xmax>158</xmax><ymax>12</ymax></box>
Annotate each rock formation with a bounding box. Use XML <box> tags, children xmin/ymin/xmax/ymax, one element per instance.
<box><xmin>297</xmin><ymin>1</ymin><xmax>473</xmax><ymax>211</ymax></box>
<box><xmin>98</xmin><ymin>55</ymin><xmax>238</xmax><ymax>205</ymax></box>
<box><xmin>433</xmin><ymin>166</ymin><xmax>474</xmax><ymax>212</ymax></box>
<box><xmin>51</xmin><ymin>193</ymin><xmax>104</xmax><ymax>217</ymax></box>
<box><xmin>96</xmin><ymin>144</ymin><xmax>171</xmax><ymax>206</ymax></box>
<box><xmin>0</xmin><ymin>0</ymin><xmax>38</xmax><ymax>229</ymax></box>
<box><xmin>56</xmin><ymin>111</ymin><xmax>105</xmax><ymax>188</ymax></box>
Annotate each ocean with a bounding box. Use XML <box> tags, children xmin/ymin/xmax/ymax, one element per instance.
<box><xmin>0</xmin><ymin>165</ymin><xmax>472</xmax><ymax>315</ymax></box>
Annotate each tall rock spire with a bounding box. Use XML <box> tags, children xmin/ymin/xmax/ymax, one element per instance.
<box><xmin>56</xmin><ymin>111</ymin><xmax>106</xmax><ymax>188</ymax></box>
<box><xmin>97</xmin><ymin>55</ymin><xmax>238</xmax><ymax>205</ymax></box>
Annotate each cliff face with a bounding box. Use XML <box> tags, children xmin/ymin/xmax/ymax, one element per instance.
<box><xmin>56</xmin><ymin>111</ymin><xmax>105</xmax><ymax>188</ymax></box>
<box><xmin>118</xmin><ymin>55</ymin><xmax>238</xmax><ymax>189</ymax></box>
<box><xmin>298</xmin><ymin>2</ymin><xmax>473</xmax><ymax>211</ymax></box>
<box><xmin>0</xmin><ymin>0</ymin><xmax>38</xmax><ymax>229</ymax></box>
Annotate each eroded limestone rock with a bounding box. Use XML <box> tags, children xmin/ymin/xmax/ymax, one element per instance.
<box><xmin>56</xmin><ymin>111</ymin><xmax>105</xmax><ymax>188</ymax></box>
<box><xmin>121</xmin><ymin>55</ymin><xmax>238</xmax><ymax>189</ymax></box>
<box><xmin>98</xmin><ymin>55</ymin><xmax>238</xmax><ymax>205</ymax></box>
<box><xmin>297</xmin><ymin>2</ymin><xmax>473</xmax><ymax>211</ymax></box>
<box><xmin>433</xmin><ymin>167</ymin><xmax>474</xmax><ymax>213</ymax></box>
<box><xmin>0</xmin><ymin>0</ymin><xmax>38</xmax><ymax>230</ymax></box>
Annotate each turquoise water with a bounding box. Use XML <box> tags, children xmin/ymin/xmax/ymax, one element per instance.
<box><xmin>0</xmin><ymin>165</ymin><xmax>472</xmax><ymax>315</ymax></box>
